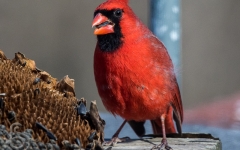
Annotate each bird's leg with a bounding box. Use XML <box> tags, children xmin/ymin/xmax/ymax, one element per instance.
<box><xmin>151</xmin><ymin>114</ymin><xmax>173</xmax><ymax>150</ymax></box>
<box><xmin>103</xmin><ymin>119</ymin><xmax>130</xmax><ymax>146</ymax></box>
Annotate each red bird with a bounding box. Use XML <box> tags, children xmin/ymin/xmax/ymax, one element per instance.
<box><xmin>92</xmin><ymin>0</ymin><xmax>183</xmax><ymax>149</ymax></box>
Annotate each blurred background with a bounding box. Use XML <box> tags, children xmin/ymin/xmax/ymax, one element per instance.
<box><xmin>0</xmin><ymin>0</ymin><xmax>240</xmax><ymax>149</ymax></box>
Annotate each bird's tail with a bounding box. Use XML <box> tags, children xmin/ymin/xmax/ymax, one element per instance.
<box><xmin>128</xmin><ymin>120</ymin><xmax>146</xmax><ymax>137</ymax></box>
<box><xmin>151</xmin><ymin>107</ymin><xmax>176</xmax><ymax>134</ymax></box>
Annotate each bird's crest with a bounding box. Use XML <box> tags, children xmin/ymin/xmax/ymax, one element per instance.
<box><xmin>107</xmin><ymin>0</ymin><xmax>128</xmax><ymax>4</ymax></box>
<box><xmin>96</xmin><ymin>0</ymin><xmax>129</xmax><ymax>11</ymax></box>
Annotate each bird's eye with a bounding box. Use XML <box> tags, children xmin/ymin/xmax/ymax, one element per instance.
<box><xmin>114</xmin><ymin>9</ymin><xmax>123</xmax><ymax>18</ymax></box>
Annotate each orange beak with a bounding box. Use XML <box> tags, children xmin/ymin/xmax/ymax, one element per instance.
<box><xmin>92</xmin><ymin>13</ymin><xmax>114</xmax><ymax>35</ymax></box>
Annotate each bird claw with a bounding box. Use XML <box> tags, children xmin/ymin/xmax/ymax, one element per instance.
<box><xmin>103</xmin><ymin>136</ymin><xmax>130</xmax><ymax>146</ymax></box>
<box><xmin>151</xmin><ymin>139</ymin><xmax>173</xmax><ymax>150</ymax></box>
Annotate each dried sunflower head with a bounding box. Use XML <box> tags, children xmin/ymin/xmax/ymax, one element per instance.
<box><xmin>0</xmin><ymin>50</ymin><xmax>105</xmax><ymax>149</ymax></box>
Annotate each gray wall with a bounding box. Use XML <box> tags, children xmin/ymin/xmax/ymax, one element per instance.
<box><xmin>0</xmin><ymin>0</ymin><xmax>239</xmax><ymax>111</ymax></box>
<box><xmin>182</xmin><ymin>0</ymin><xmax>240</xmax><ymax>108</ymax></box>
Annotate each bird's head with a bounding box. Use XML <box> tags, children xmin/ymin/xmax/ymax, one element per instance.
<box><xmin>92</xmin><ymin>0</ymin><xmax>136</xmax><ymax>52</ymax></box>
<box><xmin>92</xmin><ymin>0</ymin><xmax>130</xmax><ymax>35</ymax></box>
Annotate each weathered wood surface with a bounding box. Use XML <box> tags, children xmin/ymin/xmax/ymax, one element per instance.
<box><xmin>103</xmin><ymin>133</ymin><xmax>222</xmax><ymax>150</ymax></box>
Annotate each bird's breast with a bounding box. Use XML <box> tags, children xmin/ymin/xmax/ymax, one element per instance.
<box><xmin>94</xmin><ymin>47</ymin><xmax>173</xmax><ymax>121</ymax></box>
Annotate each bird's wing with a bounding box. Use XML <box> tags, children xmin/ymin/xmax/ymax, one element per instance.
<box><xmin>171</xmin><ymin>78</ymin><xmax>183</xmax><ymax>134</ymax></box>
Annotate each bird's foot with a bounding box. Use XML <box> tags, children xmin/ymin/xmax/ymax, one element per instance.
<box><xmin>103</xmin><ymin>136</ymin><xmax>130</xmax><ymax>146</ymax></box>
<box><xmin>151</xmin><ymin>138</ymin><xmax>172</xmax><ymax>150</ymax></box>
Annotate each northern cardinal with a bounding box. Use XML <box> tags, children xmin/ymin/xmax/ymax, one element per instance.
<box><xmin>92</xmin><ymin>0</ymin><xmax>183</xmax><ymax>149</ymax></box>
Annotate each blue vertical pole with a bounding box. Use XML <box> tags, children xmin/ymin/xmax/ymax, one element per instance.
<box><xmin>150</xmin><ymin>0</ymin><xmax>181</xmax><ymax>83</ymax></box>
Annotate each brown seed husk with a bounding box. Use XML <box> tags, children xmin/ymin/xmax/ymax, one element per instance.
<box><xmin>0</xmin><ymin>50</ymin><xmax>104</xmax><ymax>149</ymax></box>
